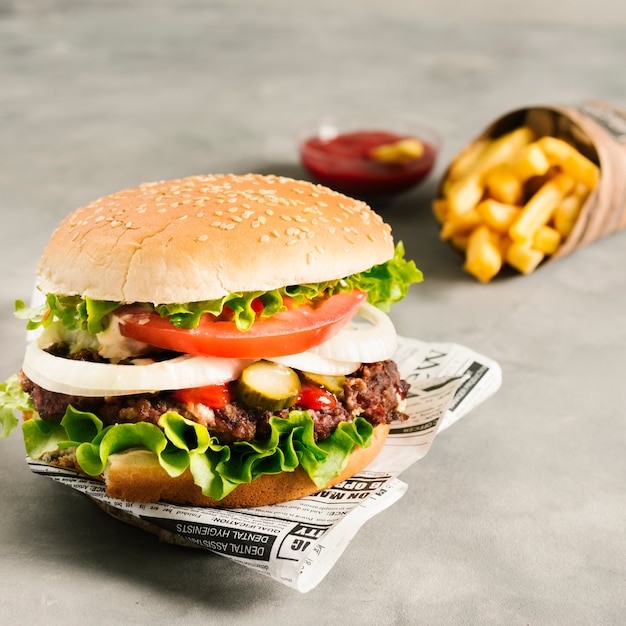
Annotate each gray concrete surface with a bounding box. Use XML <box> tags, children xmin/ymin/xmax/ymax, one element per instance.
<box><xmin>1</xmin><ymin>1</ymin><xmax>625</xmax><ymax>624</ymax></box>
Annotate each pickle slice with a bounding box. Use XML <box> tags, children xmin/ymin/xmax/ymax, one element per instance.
<box><xmin>237</xmin><ymin>361</ymin><xmax>301</xmax><ymax>411</ymax></box>
<box><xmin>299</xmin><ymin>372</ymin><xmax>346</xmax><ymax>395</ymax></box>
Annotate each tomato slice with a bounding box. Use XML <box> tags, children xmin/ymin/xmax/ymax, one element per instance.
<box><xmin>117</xmin><ymin>291</ymin><xmax>367</xmax><ymax>359</ymax></box>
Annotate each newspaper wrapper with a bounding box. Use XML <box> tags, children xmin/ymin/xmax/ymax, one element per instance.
<box><xmin>440</xmin><ymin>99</ymin><xmax>626</xmax><ymax>262</ymax></box>
<box><xmin>26</xmin><ymin>336</ymin><xmax>502</xmax><ymax>593</ymax></box>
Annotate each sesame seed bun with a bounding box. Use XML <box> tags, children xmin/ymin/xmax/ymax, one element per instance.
<box><xmin>37</xmin><ymin>173</ymin><xmax>395</xmax><ymax>304</ymax></box>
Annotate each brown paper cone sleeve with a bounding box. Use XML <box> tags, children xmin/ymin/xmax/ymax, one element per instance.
<box><xmin>549</xmin><ymin>101</ymin><xmax>626</xmax><ymax>259</ymax></box>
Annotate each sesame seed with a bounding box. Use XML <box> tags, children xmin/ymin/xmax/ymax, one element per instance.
<box><xmin>328</xmin><ymin>226</ymin><xmax>336</xmax><ymax>234</ymax></box>
<box><xmin>110</xmin><ymin>220</ymin><xmax>121</xmax><ymax>227</ymax></box>
<box><xmin>286</xmin><ymin>239</ymin><xmax>298</xmax><ymax>246</ymax></box>
<box><xmin>294</xmin><ymin>216</ymin><xmax>307</xmax><ymax>223</ymax></box>
<box><xmin>211</xmin><ymin>221</ymin><xmax>222</xmax><ymax>227</ymax></box>
<box><xmin>271</xmin><ymin>229</ymin><xmax>280</xmax><ymax>238</ymax></box>
<box><xmin>95</xmin><ymin>215</ymin><xmax>105</xmax><ymax>223</ymax></box>
<box><xmin>232</xmin><ymin>215</ymin><xmax>242</xmax><ymax>222</ymax></box>
<box><xmin>198</xmin><ymin>234</ymin><xmax>209</xmax><ymax>241</ymax></box>
<box><xmin>280</xmin><ymin>214</ymin><xmax>292</xmax><ymax>221</ymax></box>
<box><xmin>265</xmin><ymin>208</ymin><xmax>274</xmax><ymax>216</ymax></box>
<box><xmin>196</xmin><ymin>212</ymin><xmax>205</xmax><ymax>217</ymax></box>
<box><xmin>259</xmin><ymin>234</ymin><xmax>270</xmax><ymax>242</ymax></box>
<box><xmin>306</xmin><ymin>253</ymin><xmax>315</xmax><ymax>264</ymax></box>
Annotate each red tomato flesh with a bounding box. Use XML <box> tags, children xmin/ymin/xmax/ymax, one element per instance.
<box><xmin>174</xmin><ymin>384</ymin><xmax>232</xmax><ymax>409</ymax></box>
<box><xmin>117</xmin><ymin>291</ymin><xmax>367</xmax><ymax>359</ymax></box>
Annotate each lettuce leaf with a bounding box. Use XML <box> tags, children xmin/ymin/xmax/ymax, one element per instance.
<box><xmin>21</xmin><ymin>407</ymin><xmax>374</xmax><ymax>501</ymax></box>
<box><xmin>15</xmin><ymin>294</ymin><xmax>119</xmax><ymax>334</ymax></box>
<box><xmin>341</xmin><ymin>241</ymin><xmax>423</xmax><ymax>313</ymax></box>
<box><xmin>0</xmin><ymin>374</ymin><xmax>33</xmax><ymax>438</ymax></box>
<box><xmin>16</xmin><ymin>242</ymin><xmax>422</xmax><ymax>333</ymax></box>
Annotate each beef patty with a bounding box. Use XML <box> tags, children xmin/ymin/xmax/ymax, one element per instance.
<box><xmin>20</xmin><ymin>360</ymin><xmax>409</xmax><ymax>444</ymax></box>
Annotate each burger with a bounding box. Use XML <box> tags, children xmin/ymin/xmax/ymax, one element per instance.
<box><xmin>0</xmin><ymin>173</ymin><xmax>422</xmax><ymax>508</ymax></box>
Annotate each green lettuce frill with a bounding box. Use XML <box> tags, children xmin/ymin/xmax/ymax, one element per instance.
<box><xmin>15</xmin><ymin>242</ymin><xmax>423</xmax><ymax>333</ymax></box>
<box><xmin>21</xmin><ymin>406</ymin><xmax>374</xmax><ymax>501</ymax></box>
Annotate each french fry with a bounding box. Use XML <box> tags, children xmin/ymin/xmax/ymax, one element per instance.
<box><xmin>446</xmin><ymin>173</ymin><xmax>484</xmax><ymax>217</ymax></box>
<box><xmin>510</xmin><ymin>142</ymin><xmax>551</xmax><ymax>180</ymax></box>
<box><xmin>536</xmin><ymin>136</ymin><xmax>600</xmax><ymax>190</ymax></box>
<box><xmin>552</xmin><ymin>193</ymin><xmax>586</xmax><ymax>238</ymax></box>
<box><xmin>505</xmin><ymin>243</ymin><xmax>545</xmax><ymax>275</ymax></box>
<box><xmin>477</xmin><ymin>199</ymin><xmax>520</xmax><ymax>233</ymax></box>
<box><xmin>445</xmin><ymin>138</ymin><xmax>489</xmax><ymax>183</ymax></box>
<box><xmin>435</xmin><ymin>122</ymin><xmax>601</xmax><ymax>281</ymax></box>
<box><xmin>533</xmin><ymin>225</ymin><xmax>562</xmax><ymax>255</ymax></box>
<box><xmin>484</xmin><ymin>166</ymin><xmax>523</xmax><ymax>204</ymax></box>
<box><xmin>463</xmin><ymin>225</ymin><xmax>503</xmax><ymax>283</ymax></box>
<box><xmin>446</xmin><ymin>126</ymin><xmax>534</xmax><ymax>216</ymax></box>
<box><xmin>439</xmin><ymin>207</ymin><xmax>483</xmax><ymax>240</ymax></box>
<box><xmin>509</xmin><ymin>173</ymin><xmax>574</xmax><ymax>243</ymax></box>
<box><xmin>463</xmin><ymin>126</ymin><xmax>535</xmax><ymax>178</ymax></box>
<box><xmin>370</xmin><ymin>138</ymin><xmax>424</xmax><ymax>163</ymax></box>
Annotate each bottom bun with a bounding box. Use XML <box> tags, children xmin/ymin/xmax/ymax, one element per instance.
<box><xmin>102</xmin><ymin>423</ymin><xmax>391</xmax><ymax>508</ymax></box>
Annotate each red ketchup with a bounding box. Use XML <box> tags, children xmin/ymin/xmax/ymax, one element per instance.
<box><xmin>300</xmin><ymin>130</ymin><xmax>437</xmax><ymax>198</ymax></box>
